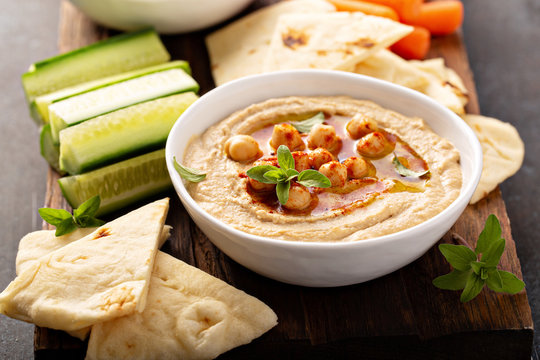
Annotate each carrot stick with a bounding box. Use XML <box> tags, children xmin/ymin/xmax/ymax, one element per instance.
<box><xmin>404</xmin><ymin>1</ymin><xmax>464</xmax><ymax>36</ymax></box>
<box><xmin>359</xmin><ymin>0</ymin><xmax>423</xmax><ymax>21</ymax></box>
<box><xmin>328</xmin><ymin>0</ymin><xmax>400</xmax><ymax>21</ymax></box>
<box><xmin>390</xmin><ymin>26</ymin><xmax>431</xmax><ymax>60</ymax></box>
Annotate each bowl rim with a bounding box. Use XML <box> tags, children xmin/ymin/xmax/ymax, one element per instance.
<box><xmin>166</xmin><ymin>69</ymin><xmax>483</xmax><ymax>249</ymax></box>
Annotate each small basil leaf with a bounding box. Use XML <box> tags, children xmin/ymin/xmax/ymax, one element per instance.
<box><xmin>297</xmin><ymin>169</ymin><xmax>332</xmax><ymax>188</ymax></box>
<box><xmin>486</xmin><ymin>269</ymin><xmax>504</xmax><ymax>292</ymax></box>
<box><xmin>480</xmin><ymin>267</ymin><xmax>489</xmax><ymax>280</ymax></box>
<box><xmin>460</xmin><ymin>272</ymin><xmax>486</xmax><ymax>302</ymax></box>
<box><xmin>277</xmin><ymin>145</ymin><xmax>295</xmax><ymax>170</ymax></box>
<box><xmin>246</xmin><ymin>165</ymin><xmax>279</xmax><ymax>184</ymax></box>
<box><xmin>55</xmin><ymin>218</ymin><xmax>78</xmax><ymax>237</ymax></box>
<box><xmin>481</xmin><ymin>238</ymin><xmax>505</xmax><ymax>267</ymax></box>
<box><xmin>80</xmin><ymin>217</ymin><xmax>106</xmax><ymax>228</ymax></box>
<box><xmin>290</xmin><ymin>112</ymin><xmax>325</xmax><ymax>133</ymax></box>
<box><xmin>173</xmin><ymin>157</ymin><xmax>206</xmax><ymax>183</ymax></box>
<box><xmin>73</xmin><ymin>195</ymin><xmax>100</xmax><ymax>219</ymax></box>
<box><xmin>263</xmin><ymin>170</ymin><xmax>286</xmax><ymax>183</ymax></box>
<box><xmin>470</xmin><ymin>261</ymin><xmax>485</xmax><ymax>275</ymax></box>
<box><xmin>276</xmin><ymin>181</ymin><xmax>290</xmax><ymax>205</ymax></box>
<box><xmin>38</xmin><ymin>208</ymin><xmax>73</xmax><ymax>226</ymax></box>
<box><xmin>392</xmin><ymin>154</ymin><xmax>429</xmax><ymax>178</ymax></box>
<box><xmin>476</xmin><ymin>214</ymin><xmax>502</xmax><ymax>255</ymax></box>
<box><xmin>433</xmin><ymin>270</ymin><xmax>471</xmax><ymax>290</ymax></box>
<box><xmin>438</xmin><ymin>244</ymin><xmax>477</xmax><ymax>271</ymax></box>
<box><xmin>497</xmin><ymin>270</ymin><xmax>525</xmax><ymax>294</ymax></box>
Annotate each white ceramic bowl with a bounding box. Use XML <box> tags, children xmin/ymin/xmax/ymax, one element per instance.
<box><xmin>166</xmin><ymin>70</ymin><xmax>482</xmax><ymax>287</ymax></box>
<box><xmin>69</xmin><ymin>0</ymin><xmax>253</xmax><ymax>34</ymax></box>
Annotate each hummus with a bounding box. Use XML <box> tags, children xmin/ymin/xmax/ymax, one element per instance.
<box><xmin>183</xmin><ymin>96</ymin><xmax>462</xmax><ymax>242</ymax></box>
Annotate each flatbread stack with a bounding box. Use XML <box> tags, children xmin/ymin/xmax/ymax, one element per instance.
<box><xmin>205</xmin><ymin>0</ymin><xmax>524</xmax><ymax>203</ymax></box>
<box><xmin>0</xmin><ymin>198</ymin><xmax>277</xmax><ymax>359</ymax></box>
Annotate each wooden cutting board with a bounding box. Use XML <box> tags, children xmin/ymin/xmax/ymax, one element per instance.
<box><xmin>35</xmin><ymin>1</ymin><xmax>533</xmax><ymax>359</ymax></box>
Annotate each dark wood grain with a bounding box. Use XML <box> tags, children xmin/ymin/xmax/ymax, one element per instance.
<box><xmin>35</xmin><ymin>1</ymin><xmax>533</xmax><ymax>359</ymax></box>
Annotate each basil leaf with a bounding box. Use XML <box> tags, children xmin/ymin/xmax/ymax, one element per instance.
<box><xmin>476</xmin><ymin>214</ymin><xmax>502</xmax><ymax>255</ymax></box>
<box><xmin>433</xmin><ymin>270</ymin><xmax>471</xmax><ymax>290</ymax></box>
<box><xmin>481</xmin><ymin>238</ymin><xmax>505</xmax><ymax>267</ymax></box>
<box><xmin>470</xmin><ymin>261</ymin><xmax>485</xmax><ymax>275</ymax></box>
<box><xmin>290</xmin><ymin>112</ymin><xmax>325</xmax><ymax>133</ymax></box>
<box><xmin>460</xmin><ymin>272</ymin><xmax>486</xmax><ymax>302</ymax></box>
<box><xmin>76</xmin><ymin>216</ymin><xmax>106</xmax><ymax>228</ymax></box>
<box><xmin>486</xmin><ymin>269</ymin><xmax>504</xmax><ymax>292</ymax></box>
<box><xmin>73</xmin><ymin>195</ymin><xmax>100</xmax><ymax>219</ymax></box>
<box><xmin>497</xmin><ymin>270</ymin><xmax>525</xmax><ymax>294</ymax></box>
<box><xmin>392</xmin><ymin>154</ymin><xmax>429</xmax><ymax>178</ymax></box>
<box><xmin>297</xmin><ymin>169</ymin><xmax>332</xmax><ymax>188</ymax></box>
<box><xmin>246</xmin><ymin>165</ymin><xmax>279</xmax><ymax>184</ymax></box>
<box><xmin>55</xmin><ymin>218</ymin><xmax>78</xmax><ymax>237</ymax></box>
<box><xmin>263</xmin><ymin>170</ymin><xmax>286</xmax><ymax>183</ymax></box>
<box><xmin>38</xmin><ymin>208</ymin><xmax>73</xmax><ymax>226</ymax></box>
<box><xmin>438</xmin><ymin>244</ymin><xmax>476</xmax><ymax>271</ymax></box>
<box><xmin>277</xmin><ymin>145</ymin><xmax>295</xmax><ymax>170</ymax></box>
<box><xmin>173</xmin><ymin>157</ymin><xmax>206</xmax><ymax>183</ymax></box>
<box><xmin>276</xmin><ymin>181</ymin><xmax>290</xmax><ymax>205</ymax></box>
<box><xmin>285</xmin><ymin>168</ymin><xmax>299</xmax><ymax>182</ymax></box>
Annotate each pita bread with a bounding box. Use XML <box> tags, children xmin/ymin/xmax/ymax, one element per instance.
<box><xmin>0</xmin><ymin>198</ymin><xmax>169</xmax><ymax>331</ymax></box>
<box><xmin>206</xmin><ymin>0</ymin><xmax>335</xmax><ymax>86</ymax></box>
<box><xmin>86</xmin><ymin>251</ymin><xmax>278</xmax><ymax>360</ymax></box>
<box><xmin>410</xmin><ymin>58</ymin><xmax>469</xmax><ymax>107</ymax></box>
<box><xmin>263</xmin><ymin>12</ymin><xmax>412</xmax><ymax>72</ymax></box>
<box><xmin>353</xmin><ymin>49</ymin><xmax>429</xmax><ymax>90</ymax></box>
<box><xmin>462</xmin><ymin>115</ymin><xmax>524</xmax><ymax>204</ymax></box>
<box><xmin>16</xmin><ymin>226</ymin><xmax>172</xmax><ymax>275</ymax></box>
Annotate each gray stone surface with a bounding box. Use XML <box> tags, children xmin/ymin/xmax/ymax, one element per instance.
<box><xmin>0</xmin><ymin>0</ymin><xmax>537</xmax><ymax>358</ymax></box>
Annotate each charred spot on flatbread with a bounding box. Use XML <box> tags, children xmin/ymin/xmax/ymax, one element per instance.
<box><xmin>93</xmin><ymin>228</ymin><xmax>111</xmax><ymax>239</ymax></box>
<box><xmin>282</xmin><ymin>28</ymin><xmax>309</xmax><ymax>50</ymax></box>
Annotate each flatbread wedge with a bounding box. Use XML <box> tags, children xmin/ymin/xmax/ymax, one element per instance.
<box><xmin>353</xmin><ymin>49</ymin><xmax>430</xmax><ymax>90</ymax></box>
<box><xmin>0</xmin><ymin>198</ymin><xmax>169</xmax><ymax>331</ymax></box>
<box><xmin>263</xmin><ymin>12</ymin><xmax>412</xmax><ymax>72</ymax></box>
<box><xmin>463</xmin><ymin>115</ymin><xmax>524</xmax><ymax>203</ymax></box>
<box><xmin>206</xmin><ymin>0</ymin><xmax>335</xmax><ymax>86</ymax></box>
<box><xmin>86</xmin><ymin>251</ymin><xmax>278</xmax><ymax>360</ymax></box>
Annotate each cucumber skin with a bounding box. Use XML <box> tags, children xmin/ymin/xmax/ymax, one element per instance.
<box><xmin>22</xmin><ymin>28</ymin><xmax>170</xmax><ymax>102</ymax></box>
<box><xmin>32</xmin><ymin>60</ymin><xmax>192</xmax><ymax>125</ymax></box>
<box><xmin>59</xmin><ymin>92</ymin><xmax>198</xmax><ymax>175</ymax></box>
<box><xmin>58</xmin><ymin>149</ymin><xmax>171</xmax><ymax>216</ymax></box>
<box><xmin>39</xmin><ymin>124</ymin><xmax>65</xmax><ymax>174</ymax></box>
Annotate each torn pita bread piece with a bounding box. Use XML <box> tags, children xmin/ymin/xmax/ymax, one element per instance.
<box><xmin>86</xmin><ymin>251</ymin><xmax>278</xmax><ymax>360</ymax></box>
<box><xmin>16</xmin><ymin>225</ymin><xmax>172</xmax><ymax>275</ymax></box>
<box><xmin>0</xmin><ymin>198</ymin><xmax>169</xmax><ymax>332</ymax></box>
<box><xmin>263</xmin><ymin>12</ymin><xmax>412</xmax><ymax>72</ymax></box>
<box><xmin>206</xmin><ymin>0</ymin><xmax>335</xmax><ymax>86</ymax></box>
<box><xmin>353</xmin><ymin>49</ymin><xmax>429</xmax><ymax>90</ymax></box>
<box><xmin>463</xmin><ymin>115</ymin><xmax>524</xmax><ymax>204</ymax></box>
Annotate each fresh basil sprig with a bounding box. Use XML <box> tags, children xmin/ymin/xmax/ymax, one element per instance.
<box><xmin>433</xmin><ymin>214</ymin><xmax>525</xmax><ymax>302</ymax></box>
<box><xmin>246</xmin><ymin>145</ymin><xmax>331</xmax><ymax>205</ymax></box>
<box><xmin>290</xmin><ymin>112</ymin><xmax>325</xmax><ymax>133</ymax></box>
<box><xmin>392</xmin><ymin>153</ymin><xmax>429</xmax><ymax>178</ymax></box>
<box><xmin>173</xmin><ymin>157</ymin><xmax>206</xmax><ymax>183</ymax></box>
<box><xmin>38</xmin><ymin>195</ymin><xmax>105</xmax><ymax>237</ymax></box>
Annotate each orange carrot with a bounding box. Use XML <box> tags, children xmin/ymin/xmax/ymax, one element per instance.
<box><xmin>404</xmin><ymin>1</ymin><xmax>464</xmax><ymax>36</ymax></box>
<box><xmin>328</xmin><ymin>0</ymin><xmax>400</xmax><ymax>21</ymax></box>
<box><xmin>360</xmin><ymin>0</ymin><xmax>423</xmax><ymax>21</ymax></box>
<box><xmin>390</xmin><ymin>26</ymin><xmax>431</xmax><ymax>60</ymax></box>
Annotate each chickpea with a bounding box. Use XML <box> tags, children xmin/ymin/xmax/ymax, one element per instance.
<box><xmin>248</xmin><ymin>158</ymin><xmax>277</xmax><ymax>192</ymax></box>
<box><xmin>346</xmin><ymin>114</ymin><xmax>378</xmax><ymax>140</ymax></box>
<box><xmin>283</xmin><ymin>183</ymin><xmax>312</xmax><ymax>211</ymax></box>
<box><xmin>269</xmin><ymin>123</ymin><xmax>305</xmax><ymax>151</ymax></box>
<box><xmin>343</xmin><ymin>156</ymin><xmax>370</xmax><ymax>179</ymax></box>
<box><xmin>318</xmin><ymin>161</ymin><xmax>347</xmax><ymax>187</ymax></box>
<box><xmin>356</xmin><ymin>131</ymin><xmax>394</xmax><ymax>158</ymax></box>
<box><xmin>307</xmin><ymin>124</ymin><xmax>342</xmax><ymax>154</ymax></box>
<box><xmin>309</xmin><ymin>147</ymin><xmax>334</xmax><ymax>170</ymax></box>
<box><xmin>225</xmin><ymin>135</ymin><xmax>262</xmax><ymax>163</ymax></box>
<box><xmin>292</xmin><ymin>151</ymin><xmax>311</xmax><ymax>172</ymax></box>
